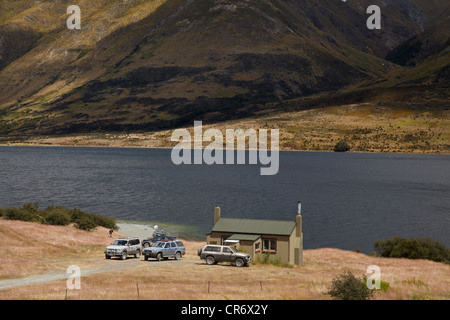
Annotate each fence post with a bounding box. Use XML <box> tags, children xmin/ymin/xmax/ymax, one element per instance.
<box><xmin>136</xmin><ymin>283</ymin><xmax>140</xmax><ymax>299</ymax></box>
<box><xmin>208</xmin><ymin>281</ymin><xmax>210</xmax><ymax>294</ymax></box>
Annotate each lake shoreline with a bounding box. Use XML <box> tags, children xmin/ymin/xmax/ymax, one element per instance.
<box><xmin>1</xmin><ymin>141</ymin><xmax>449</xmax><ymax>155</ymax></box>
<box><xmin>116</xmin><ymin>219</ymin><xmax>206</xmax><ymax>242</ymax></box>
<box><xmin>1</xmin><ymin>103</ymin><xmax>449</xmax><ymax>154</ymax></box>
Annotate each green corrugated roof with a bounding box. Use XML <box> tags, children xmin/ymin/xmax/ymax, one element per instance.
<box><xmin>227</xmin><ymin>234</ymin><xmax>261</xmax><ymax>241</ymax></box>
<box><xmin>212</xmin><ymin>218</ymin><xmax>296</xmax><ymax>236</ymax></box>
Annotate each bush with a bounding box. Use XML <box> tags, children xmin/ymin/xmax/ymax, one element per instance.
<box><xmin>3</xmin><ymin>207</ymin><xmax>30</xmax><ymax>221</ymax></box>
<box><xmin>0</xmin><ymin>203</ymin><xmax>117</xmax><ymax>231</ymax></box>
<box><xmin>3</xmin><ymin>203</ymin><xmax>45</xmax><ymax>223</ymax></box>
<box><xmin>68</xmin><ymin>209</ymin><xmax>117</xmax><ymax>231</ymax></box>
<box><xmin>253</xmin><ymin>252</ymin><xmax>292</xmax><ymax>268</ymax></box>
<box><xmin>91</xmin><ymin>214</ymin><xmax>117</xmax><ymax>230</ymax></box>
<box><xmin>43</xmin><ymin>209</ymin><xmax>71</xmax><ymax>226</ymax></box>
<box><xmin>74</xmin><ymin>215</ymin><xmax>98</xmax><ymax>231</ymax></box>
<box><xmin>327</xmin><ymin>270</ymin><xmax>374</xmax><ymax>300</ymax></box>
<box><xmin>374</xmin><ymin>237</ymin><xmax>450</xmax><ymax>264</ymax></box>
<box><xmin>380</xmin><ymin>280</ymin><xmax>390</xmax><ymax>292</ymax></box>
<box><xmin>334</xmin><ymin>140</ymin><xmax>350</xmax><ymax>152</ymax></box>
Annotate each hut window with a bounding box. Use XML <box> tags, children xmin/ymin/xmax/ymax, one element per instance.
<box><xmin>263</xmin><ymin>239</ymin><xmax>277</xmax><ymax>253</ymax></box>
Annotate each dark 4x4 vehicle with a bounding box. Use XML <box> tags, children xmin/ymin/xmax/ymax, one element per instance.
<box><xmin>198</xmin><ymin>245</ymin><xmax>251</xmax><ymax>267</ymax></box>
<box><xmin>142</xmin><ymin>232</ymin><xmax>177</xmax><ymax>248</ymax></box>
<box><xmin>143</xmin><ymin>240</ymin><xmax>185</xmax><ymax>261</ymax></box>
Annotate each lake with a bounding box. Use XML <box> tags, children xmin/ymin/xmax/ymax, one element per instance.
<box><xmin>0</xmin><ymin>145</ymin><xmax>449</xmax><ymax>253</ymax></box>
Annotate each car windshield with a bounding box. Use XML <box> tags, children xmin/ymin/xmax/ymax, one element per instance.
<box><xmin>112</xmin><ymin>240</ymin><xmax>128</xmax><ymax>246</ymax></box>
<box><xmin>230</xmin><ymin>247</ymin><xmax>238</xmax><ymax>253</ymax></box>
<box><xmin>153</xmin><ymin>241</ymin><xmax>166</xmax><ymax>247</ymax></box>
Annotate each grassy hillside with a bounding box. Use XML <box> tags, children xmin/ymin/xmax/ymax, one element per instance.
<box><xmin>0</xmin><ymin>218</ymin><xmax>449</xmax><ymax>300</ymax></box>
<box><xmin>5</xmin><ymin>102</ymin><xmax>449</xmax><ymax>154</ymax></box>
<box><xmin>0</xmin><ymin>218</ymin><xmax>127</xmax><ymax>280</ymax></box>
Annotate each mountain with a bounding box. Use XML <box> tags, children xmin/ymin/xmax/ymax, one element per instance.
<box><xmin>0</xmin><ymin>0</ymin><xmax>448</xmax><ymax>136</ymax></box>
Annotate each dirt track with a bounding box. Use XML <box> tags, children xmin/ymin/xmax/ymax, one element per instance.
<box><xmin>0</xmin><ymin>222</ymin><xmax>185</xmax><ymax>291</ymax></box>
<box><xmin>0</xmin><ymin>255</ymin><xmax>192</xmax><ymax>290</ymax></box>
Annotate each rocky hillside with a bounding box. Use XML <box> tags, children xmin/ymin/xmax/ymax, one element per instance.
<box><xmin>0</xmin><ymin>0</ymin><xmax>448</xmax><ymax>136</ymax></box>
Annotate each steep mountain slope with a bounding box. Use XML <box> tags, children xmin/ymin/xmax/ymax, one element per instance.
<box><xmin>386</xmin><ymin>16</ymin><xmax>450</xmax><ymax>67</ymax></box>
<box><xmin>0</xmin><ymin>0</ymin><xmax>448</xmax><ymax>136</ymax></box>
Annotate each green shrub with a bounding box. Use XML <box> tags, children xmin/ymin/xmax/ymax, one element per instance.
<box><xmin>253</xmin><ymin>252</ymin><xmax>293</xmax><ymax>268</ymax></box>
<box><xmin>91</xmin><ymin>214</ymin><xmax>117</xmax><ymax>230</ymax></box>
<box><xmin>0</xmin><ymin>203</ymin><xmax>117</xmax><ymax>231</ymax></box>
<box><xmin>3</xmin><ymin>203</ymin><xmax>45</xmax><ymax>223</ymax></box>
<box><xmin>68</xmin><ymin>208</ymin><xmax>117</xmax><ymax>231</ymax></box>
<box><xmin>254</xmin><ymin>252</ymin><xmax>272</xmax><ymax>264</ymax></box>
<box><xmin>68</xmin><ymin>208</ymin><xmax>90</xmax><ymax>222</ymax></box>
<box><xmin>334</xmin><ymin>140</ymin><xmax>350</xmax><ymax>152</ymax></box>
<box><xmin>43</xmin><ymin>209</ymin><xmax>71</xmax><ymax>226</ymax></box>
<box><xmin>374</xmin><ymin>237</ymin><xmax>450</xmax><ymax>264</ymax></box>
<box><xmin>327</xmin><ymin>270</ymin><xmax>374</xmax><ymax>300</ymax></box>
<box><xmin>74</xmin><ymin>215</ymin><xmax>98</xmax><ymax>231</ymax></box>
<box><xmin>22</xmin><ymin>203</ymin><xmax>39</xmax><ymax>215</ymax></box>
<box><xmin>380</xmin><ymin>280</ymin><xmax>390</xmax><ymax>292</ymax></box>
<box><xmin>3</xmin><ymin>207</ymin><xmax>30</xmax><ymax>221</ymax></box>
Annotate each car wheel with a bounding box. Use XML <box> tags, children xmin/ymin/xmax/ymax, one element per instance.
<box><xmin>175</xmin><ymin>252</ymin><xmax>181</xmax><ymax>260</ymax></box>
<box><xmin>121</xmin><ymin>252</ymin><xmax>127</xmax><ymax>260</ymax></box>
<box><xmin>105</xmin><ymin>255</ymin><xmax>111</xmax><ymax>259</ymax></box>
<box><xmin>135</xmin><ymin>250</ymin><xmax>140</xmax><ymax>258</ymax></box>
<box><xmin>144</xmin><ymin>255</ymin><xmax>149</xmax><ymax>261</ymax></box>
<box><xmin>156</xmin><ymin>253</ymin><xmax>163</xmax><ymax>261</ymax></box>
<box><xmin>143</xmin><ymin>243</ymin><xmax>150</xmax><ymax>248</ymax></box>
<box><xmin>206</xmin><ymin>256</ymin><xmax>215</xmax><ymax>265</ymax></box>
<box><xmin>235</xmin><ymin>258</ymin><xmax>245</xmax><ymax>267</ymax></box>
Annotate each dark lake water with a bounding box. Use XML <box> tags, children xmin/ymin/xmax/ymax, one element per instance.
<box><xmin>0</xmin><ymin>145</ymin><xmax>449</xmax><ymax>253</ymax></box>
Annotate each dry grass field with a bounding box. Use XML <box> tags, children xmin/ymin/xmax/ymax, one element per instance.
<box><xmin>0</xmin><ymin>218</ymin><xmax>449</xmax><ymax>300</ymax></box>
<box><xmin>5</xmin><ymin>103</ymin><xmax>449</xmax><ymax>154</ymax></box>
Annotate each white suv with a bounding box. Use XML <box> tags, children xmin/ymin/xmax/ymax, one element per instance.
<box><xmin>104</xmin><ymin>237</ymin><xmax>141</xmax><ymax>260</ymax></box>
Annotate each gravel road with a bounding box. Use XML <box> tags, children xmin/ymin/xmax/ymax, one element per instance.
<box><xmin>116</xmin><ymin>222</ymin><xmax>156</xmax><ymax>239</ymax></box>
<box><xmin>0</xmin><ymin>258</ymin><xmax>188</xmax><ymax>290</ymax></box>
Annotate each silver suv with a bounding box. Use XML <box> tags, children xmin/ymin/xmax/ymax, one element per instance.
<box><xmin>104</xmin><ymin>237</ymin><xmax>141</xmax><ymax>260</ymax></box>
<box><xmin>143</xmin><ymin>240</ymin><xmax>186</xmax><ymax>261</ymax></box>
<box><xmin>198</xmin><ymin>245</ymin><xmax>251</xmax><ymax>267</ymax></box>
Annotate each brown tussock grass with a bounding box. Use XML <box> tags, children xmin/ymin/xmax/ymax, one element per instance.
<box><xmin>7</xmin><ymin>103</ymin><xmax>449</xmax><ymax>154</ymax></box>
<box><xmin>0</xmin><ymin>218</ymin><xmax>128</xmax><ymax>279</ymax></box>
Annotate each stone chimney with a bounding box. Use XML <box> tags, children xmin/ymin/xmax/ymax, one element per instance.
<box><xmin>294</xmin><ymin>201</ymin><xmax>303</xmax><ymax>266</ymax></box>
<box><xmin>214</xmin><ymin>205</ymin><xmax>221</xmax><ymax>225</ymax></box>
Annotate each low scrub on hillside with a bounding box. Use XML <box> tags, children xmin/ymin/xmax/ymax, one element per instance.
<box><xmin>0</xmin><ymin>203</ymin><xmax>117</xmax><ymax>231</ymax></box>
<box><xmin>334</xmin><ymin>140</ymin><xmax>351</xmax><ymax>152</ymax></box>
<box><xmin>327</xmin><ymin>270</ymin><xmax>374</xmax><ymax>300</ymax></box>
<box><xmin>374</xmin><ymin>237</ymin><xmax>450</xmax><ymax>264</ymax></box>
<box><xmin>252</xmin><ymin>252</ymin><xmax>293</xmax><ymax>268</ymax></box>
